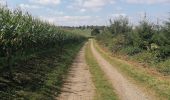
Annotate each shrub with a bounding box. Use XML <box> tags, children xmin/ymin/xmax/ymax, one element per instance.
<box><xmin>91</xmin><ymin>28</ymin><xmax>100</xmax><ymax>36</ymax></box>
<box><xmin>132</xmin><ymin>51</ymin><xmax>159</xmax><ymax>64</ymax></box>
<box><xmin>157</xmin><ymin>59</ymin><xmax>170</xmax><ymax>75</ymax></box>
<box><xmin>109</xmin><ymin>16</ymin><xmax>132</xmax><ymax>35</ymax></box>
<box><xmin>120</xmin><ymin>46</ymin><xmax>142</xmax><ymax>55</ymax></box>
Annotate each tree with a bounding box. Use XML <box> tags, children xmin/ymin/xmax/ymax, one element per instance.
<box><xmin>109</xmin><ymin>16</ymin><xmax>131</xmax><ymax>35</ymax></box>
<box><xmin>91</xmin><ymin>28</ymin><xmax>100</xmax><ymax>36</ymax></box>
<box><xmin>152</xmin><ymin>16</ymin><xmax>170</xmax><ymax>58</ymax></box>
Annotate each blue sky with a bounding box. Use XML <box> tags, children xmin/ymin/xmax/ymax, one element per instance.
<box><xmin>0</xmin><ymin>0</ymin><xmax>170</xmax><ymax>26</ymax></box>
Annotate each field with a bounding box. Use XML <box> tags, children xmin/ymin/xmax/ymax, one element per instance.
<box><xmin>0</xmin><ymin>3</ymin><xmax>170</xmax><ymax>100</ymax></box>
<box><xmin>0</xmin><ymin>6</ymin><xmax>87</xmax><ymax>99</ymax></box>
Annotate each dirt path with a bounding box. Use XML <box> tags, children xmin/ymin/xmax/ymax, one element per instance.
<box><xmin>57</xmin><ymin>45</ymin><xmax>95</xmax><ymax>100</ymax></box>
<box><xmin>90</xmin><ymin>40</ymin><xmax>155</xmax><ymax>100</ymax></box>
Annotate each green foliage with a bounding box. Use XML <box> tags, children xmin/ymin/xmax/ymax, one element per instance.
<box><xmin>91</xmin><ymin>28</ymin><xmax>100</xmax><ymax>36</ymax></box>
<box><xmin>126</xmin><ymin>31</ymin><xmax>143</xmax><ymax>48</ymax></box>
<box><xmin>157</xmin><ymin>59</ymin><xmax>170</xmax><ymax>75</ymax></box>
<box><xmin>0</xmin><ymin>6</ymin><xmax>86</xmax><ymax>57</ymax></box>
<box><xmin>120</xmin><ymin>46</ymin><xmax>142</xmax><ymax>55</ymax></box>
<box><xmin>96</xmin><ymin>15</ymin><xmax>170</xmax><ymax>75</ymax></box>
<box><xmin>109</xmin><ymin>16</ymin><xmax>132</xmax><ymax>35</ymax></box>
<box><xmin>109</xmin><ymin>34</ymin><xmax>126</xmax><ymax>52</ymax></box>
<box><xmin>0</xmin><ymin>6</ymin><xmax>86</xmax><ymax>99</ymax></box>
<box><xmin>126</xmin><ymin>19</ymin><xmax>155</xmax><ymax>50</ymax></box>
<box><xmin>132</xmin><ymin>51</ymin><xmax>159</xmax><ymax>64</ymax></box>
<box><xmin>137</xmin><ymin>21</ymin><xmax>155</xmax><ymax>50</ymax></box>
<box><xmin>0</xmin><ymin>42</ymin><xmax>84</xmax><ymax>99</ymax></box>
<box><xmin>0</xmin><ymin>6</ymin><xmax>86</xmax><ymax>78</ymax></box>
<box><xmin>96</xmin><ymin>28</ymin><xmax>113</xmax><ymax>47</ymax></box>
<box><xmin>69</xmin><ymin>29</ymin><xmax>92</xmax><ymax>37</ymax></box>
<box><xmin>94</xmin><ymin>40</ymin><xmax>170</xmax><ymax>99</ymax></box>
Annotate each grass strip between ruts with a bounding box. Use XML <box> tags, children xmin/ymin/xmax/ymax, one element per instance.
<box><xmin>85</xmin><ymin>40</ymin><xmax>118</xmax><ymax>100</ymax></box>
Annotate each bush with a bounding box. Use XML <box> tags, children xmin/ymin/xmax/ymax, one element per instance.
<box><xmin>96</xmin><ymin>14</ymin><xmax>170</xmax><ymax>75</ymax></box>
<box><xmin>109</xmin><ymin>16</ymin><xmax>132</xmax><ymax>35</ymax></box>
<box><xmin>108</xmin><ymin>34</ymin><xmax>126</xmax><ymax>53</ymax></box>
<box><xmin>120</xmin><ymin>46</ymin><xmax>142</xmax><ymax>55</ymax></box>
<box><xmin>91</xmin><ymin>28</ymin><xmax>100</xmax><ymax>36</ymax></box>
<box><xmin>157</xmin><ymin>59</ymin><xmax>170</xmax><ymax>75</ymax></box>
<box><xmin>132</xmin><ymin>51</ymin><xmax>159</xmax><ymax>64</ymax></box>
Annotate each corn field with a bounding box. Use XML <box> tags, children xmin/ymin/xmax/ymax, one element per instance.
<box><xmin>0</xmin><ymin>6</ymin><xmax>86</xmax><ymax>78</ymax></box>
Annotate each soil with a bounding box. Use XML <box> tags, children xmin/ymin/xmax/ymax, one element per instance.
<box><xmin>57</xmin><ymin>45</ymin><xmax>95</xmax><ymax>100</ymax></box>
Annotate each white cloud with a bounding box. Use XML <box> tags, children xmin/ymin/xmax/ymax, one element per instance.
<box><xmin>112</xmin><ymin>13</ymin><xmax>127</xmax><ymax>17</ymax></box>
<box><xmin>39</xmin><ymin>15</ymin><xmax>106</xmax><ymax>26</ymax></box>
<box><xmin>126</xmin><ymin>0</ymin><xmax>170</xmax><ymax>4</ymax></box>
<box><xmin>0</xmin><ymin>0</ymin><xmax>6</xmax><ymax>5</ymax></box>
<box><xmin>46</xmin><ymin>8</ymin><xmax>64</xmax><ymax>15</ymax></box>
<box><xmin>29</xmin><ymin>0</ymin><xmax>61</xmax><ymax>5</ymax></box>
<box><xmin>69</xmin><ymin>0</ymin><xmax>115</xmax><ymax>12</ymax></box>
<box><xmin>45</xmin><ymin>15</ymin><xmax>91</xmax><ymax>22</ymax></box>
<box><xmin>83</xmin><ymin>0</ymin><xmax>108</xmax><ymax>8</ymax></box>
<box><xmin>19</xmin><ymin>4</ymin><xmax>42</xmax><ymax>9</ymax></box>
<box><xmin>115</xmin><ymin>7</ymin><xmax>123</xmax><ymax>12</ymax></box>
<box><xmin>19</xmin><ymin>4</ymin><xmax>64</xmax><ymax>16</ymax></box>
<box><xmin>80</xmin><ymin>8</ymin><xmax>86</xmax><ymax>12</ymax></box>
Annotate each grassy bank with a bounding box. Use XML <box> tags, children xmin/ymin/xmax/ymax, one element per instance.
<box><xmin>94</xmin><ymin>39</ymin><xmax>170</xmax><ymax>99</ymax></box>
<box><xmin>85</xmin><ymin>40</ymin><xmax>118</xmax><ymax>100</ymax></box>
<box><xmin>0</xmin><ymin>42</ymin><xmax>84</xmax><ymax>100</ymax></box>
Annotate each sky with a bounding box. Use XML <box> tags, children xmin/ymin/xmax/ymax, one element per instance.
<box><xmin>0</xmin><ymin>0</ymin><xmax>170</xmax><ymax>26</ymax></box>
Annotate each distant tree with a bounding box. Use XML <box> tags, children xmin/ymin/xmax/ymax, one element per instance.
<box><xmin>91</xmin><ymin>28</ymin><xmax>100</xmax><ymax>36</ymax></box>
<box><xmin>152</xmin><ymin>16</ymin><xmax>170</xmax><ymax>58</ymax></box>
<box><xmin>109</xmin><ymin>16</ymin><xmax>131</xmax><ymax>35</ymax></box>
<box><xmin>132</xmin><ymin>19</ymin><xmax>155</xmax><ymax>50</ymax></box>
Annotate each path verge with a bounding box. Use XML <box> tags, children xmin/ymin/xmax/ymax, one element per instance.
<box><xmin>94</xmin><ymin>39</ymin><xmax>170</xmax><ymax>100</ymax></box>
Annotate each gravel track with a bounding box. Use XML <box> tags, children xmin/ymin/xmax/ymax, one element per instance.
<box><xmin>57</xmin><ymin>45</ymin><xmax>95</xmax><ymax>100</ymax></box>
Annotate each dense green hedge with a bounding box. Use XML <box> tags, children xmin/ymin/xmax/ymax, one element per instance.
<box><xmin>96</xmin><ymin>16</ymin><xmax>170</xmax><ymax>74</ymax></box>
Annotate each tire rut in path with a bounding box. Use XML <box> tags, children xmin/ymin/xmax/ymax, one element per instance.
<box><xmin>57</xmin><ymin>45</ymin><xmax>95</xmax><ymax>100</ymax></box>
<box><xmin>90</xmin><ymin>40</ymin><xmax>155</xmax><ymax>100</ymax></box>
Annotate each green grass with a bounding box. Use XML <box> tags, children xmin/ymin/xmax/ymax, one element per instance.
<box><xmin>85</xmin><ymin>41</ymin><xmax>118</xmax><ymax>100</ymax></box>
<box><xmin>131</xmin><ymin>52</ymin><xmax>170</xmax><ymax>75</ymax></box>
<box><xmin>0</xmin><ymin>42</ymin><xmax>84</xmax><ymax>100</ymax></box>
<box><xmin>69</xmin><ymin>29</ymin><xmax>92</xmax><ymax>37</ymax></box>
<box><xmin>94</xmin><ymin>39</ymin><xmax>170</xmax><ymax>100</ymax></box>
